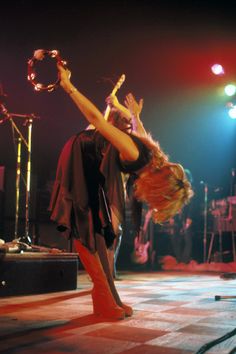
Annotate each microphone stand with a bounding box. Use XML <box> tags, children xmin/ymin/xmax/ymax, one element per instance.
<box><xmin>202</xmin><ymin>182</ymin><xmax>208</xmax><ymax>263</ymax></box>
<box><xmin>24</xmin><ymin>116</ymin><xmax>33</xmax><ymax>244</ymax></box>
<box><xmin>15</xmin><ymin>136</ymin><xmax>22</xmax><ymax>240</ymax></box>
<box><xmin>0</xmin><ymin>106</ymin><xmax>38</xmax><ymax>244</ymax></box>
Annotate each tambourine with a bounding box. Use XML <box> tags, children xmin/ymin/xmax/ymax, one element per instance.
<box><xmin>27</xmin><ymin>49</ymin><xmax>67</xmax><ymax>92</ymax></box>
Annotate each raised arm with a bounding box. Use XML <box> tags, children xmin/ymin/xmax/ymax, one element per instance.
<box><xmin>58</xmin><ymin>64</ymin><xmax>139</xmax><ymax>161</ymax></box>
<box><xmin>106</xmin><ymin>93</ymin><xmax>147</xmax><ymax>137</ymax></box>
<box><xmin>124</xmin><ymin>93</ymin><xmax>147</xmax><ymax>137</ymax></box>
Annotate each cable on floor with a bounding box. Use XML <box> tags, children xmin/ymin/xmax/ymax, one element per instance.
<box><xmin>194</xmin><ymin>328</ymin><xmax>236</xmax><ymax>354</ymax></box>
<box><xmin>228</xmin><ymin>347</ymin><xmax>236</xmax><ymax>354</ymax></box>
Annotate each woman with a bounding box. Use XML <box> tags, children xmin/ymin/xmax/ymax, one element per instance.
<box><xmin>50</xmin><ymin>64</ymin><xmax>193</xmax><ymax>320</ymax></box>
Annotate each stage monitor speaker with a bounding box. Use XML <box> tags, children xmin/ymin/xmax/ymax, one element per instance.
<box><xmin>0</xmin><ymin>252</ymin><xmax>78</xmax><ymax>297</ymax></box>
<box><xmin>0</xmin><ymin>166</ymin><xmax>5</xmax><ymax>237</ymax></box>
<box><xmin>0</xmin><ymin>166</ymin><xmax>5</xmax><ymax>191</ymax></box>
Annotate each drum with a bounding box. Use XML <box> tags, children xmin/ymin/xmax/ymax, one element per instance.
<box><xmin>210</xmin><ymin>198</ymin><xmax>228</xmax><ymax>218</ymax></box>
<box><xmin>210</xmin><ymin>197</ymin><xmax>236</xmax><ymax>232</ymax></box>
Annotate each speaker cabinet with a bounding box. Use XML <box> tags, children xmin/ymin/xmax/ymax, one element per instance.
<box><xmin>0</xmin><ymin>166</ymin><xmax>5</xmax><ymax>192</ymax></box>
<box><xmin>0</xmin><ymin>167</ymin><xmax>5</xmax><ymax>237</ymax></box>
<box><xmin>0</xmin><ymin>252</ymin><xmax>78</xmax><ymax>297</ymax></box>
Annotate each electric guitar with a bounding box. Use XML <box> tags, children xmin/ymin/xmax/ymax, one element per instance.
<box><xmin>86</xmin><ymin>74</ymin><xmax>126</xmax><ymax>130</ymax></box>
<box><xmin>103</xmin><ymin>74</ymin><xmax>126</xmax><ymax>120</ymax></box>
<box><xmin>131</xmin><ymin>210</ymin><xmax>152</xmax><ymax>265</ymax></box>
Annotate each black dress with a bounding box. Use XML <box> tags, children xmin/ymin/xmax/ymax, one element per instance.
<box><xmin>49</xmin><ymin>129</ymin><xmax>151</xmax><ymax>252</ymax></box>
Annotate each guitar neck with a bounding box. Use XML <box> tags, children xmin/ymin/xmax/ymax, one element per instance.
<box><xmin>138</xmin><ymin>227</ymin><xmax>147</xmax><ymax>244</ymax></box>
<box><xmin>139</xmin><ymin>210</ymin><xmax>152</xmax><ymax>242</ymax></box>
<box><xmin>103</xmin><ymin>74</ymin><xmax>125</xmax><ymax>120</ymax></box>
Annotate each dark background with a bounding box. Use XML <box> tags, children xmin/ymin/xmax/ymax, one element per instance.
<box><xmin>0</xmin><ymin>1</ymin><xmax>236</xmax><ymax>260</ymax></box>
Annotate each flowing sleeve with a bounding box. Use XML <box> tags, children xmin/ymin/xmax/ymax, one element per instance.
<box><xmin>118</xmin><ymin>134</ymin><xmax>151</xmax><ymax>173</ymax></box>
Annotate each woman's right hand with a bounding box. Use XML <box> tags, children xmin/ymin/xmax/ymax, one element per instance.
<box><xmin>57</xmin><ymin>63</ymin><xmax>72</xmax><ymax>91</ymax></box>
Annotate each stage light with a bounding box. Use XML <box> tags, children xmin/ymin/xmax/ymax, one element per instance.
<box><xmin>228</xmin><ymin>106</ymin><xmax>236</xmax><ymax>119</ymax></box>
<box><xmin>226</xmin><ymin>101</ymin><xmax>234</xmax><ymax>108</ymax></box>
<box><xmin>211</xmin><ymin>64</ymin><xmax>224</xmax><ymax>75</ymax></box>
<box><xmin>224</xmin><ymin>84</ymin><xmax>236</xmax><ymax>96</ymax></box>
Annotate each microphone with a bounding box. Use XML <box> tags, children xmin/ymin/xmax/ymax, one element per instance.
<box><xmin>0</xmin><ymin>83</ymin><xmax>7</xmax><ymax>99</ymax></box>
<box><xmin>200</xmin><ymin>180</ymin><xmax>208</xmax><ymax>194</ymax></box>
<box><xmin>0</xmin><ymin>106</ymin><xmax>40</xmax><ymax>124</ymax></box>
<box><xmin>0</xmin><ymin>117</ymin><xmax>9</xmax><ymax>124</ymax></box>
<box><xmin>0</xmin><ymin>102</ymin><xmax>9</xmax><ymax>115</ymax></box>
<box><xmin>0</xmin><ymin>103</ymin><xmax>11</xmax><ymax>124</ymax></box>
<box><xmin>11</xmin><ymin>113</ymin><xmax>40</xmax><ymax>119</ymax></box>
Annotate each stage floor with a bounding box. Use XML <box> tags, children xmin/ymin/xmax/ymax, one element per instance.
<box><xmin>1</xmin><ymin>270</ymin><xmax>236</xmax><ymax>354</ymax></box>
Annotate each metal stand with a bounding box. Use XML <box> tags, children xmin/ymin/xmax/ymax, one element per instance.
<box><xmin>207</xmin><ymin>219</ymin><xmax>236</xmax><ymax>263</ymax></box>
<box><xmin>15</xmin><ymin>137</ymin><xmax>22</xmax><ymax>239</ymax></box>
<box><xmin>0</xmin><ymin>103</ymin><xmax>38</xmax><ymax>244</ymax></box>
<box><xmin>13</xmin><ymin>115</ymin><xmax>35</xmax><ymax>244</ymax></box>
<box><xmin>201</xmin><ymin>181</ymin><xmax>208</xmax><ymax>263</ymax></box>
<box><xmin>24</xmin><ymin>116</ymin><xmax>33</xmax><ymax>244</ymax></box>
<box><xmin>214</xmin><ymin>171</ymin><xmax>236</xmax><ymax>301</ymax></box>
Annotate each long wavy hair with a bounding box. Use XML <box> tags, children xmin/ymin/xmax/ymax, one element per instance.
<box><xmin>134</xmin><ymin>134</ymin><xmax>194</xmax><ymax>224</ymax></box>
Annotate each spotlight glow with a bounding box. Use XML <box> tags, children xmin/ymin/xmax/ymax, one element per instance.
<box><xmin>226</xmin><ymin>101</ymin><xmax>234</xmax><ymax>108</ymax></box>
<box><xmin>211</xmin><ymin>64</ymin><xmax>224</xmax><ymax>75</ymax></box>
<box><xmin>224</xmin><ymin>84</ymin><xmax>236</xmax><ymax>97</ymax></box>
<box><xmin>228</xmin><ymin>106</ymin><xmax>236</xmax><ymax>119</ymax></box>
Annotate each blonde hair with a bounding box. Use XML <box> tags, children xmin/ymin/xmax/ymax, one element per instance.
<box><xmin>134</xmin><ymin>134</ymin><xmax>194</xmax><ymax>223</ymax></box>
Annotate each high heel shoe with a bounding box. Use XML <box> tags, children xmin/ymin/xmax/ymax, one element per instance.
<box><xmin>73</xmin><ymin>240</ymin><xmax>125</xmax><ymax>320</ymax></box>
<box><xmin>92</xmin><ymin>290</ymin><xmax>125</xmax><ymax>320</ymax></box>
<box><xmin>121</xmin><ymin>303</ymin><xmax>133</xmax><ymax>317</ymax></box>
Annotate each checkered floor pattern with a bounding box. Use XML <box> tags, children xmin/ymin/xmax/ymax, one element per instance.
<box><xmin>1</xmin><ymin>270</ymin><xmax>236</xmax><ymax>354</ymax></box>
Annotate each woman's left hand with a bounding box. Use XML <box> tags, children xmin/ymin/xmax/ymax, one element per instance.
<box><xmin>124</xmin><ymin>93</ymin><xmax>143</xmax><ymax>118</ymax></box>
